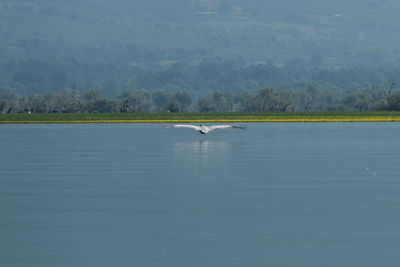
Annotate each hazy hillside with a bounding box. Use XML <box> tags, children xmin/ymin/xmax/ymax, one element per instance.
<box><xmin>2</xmin><ymin>0</ymin><xmax>400</xmax><ymax>65</ymax></box>
<box><xmin>1</xmin><ymin>0</ymin><xmax>400</xmax><ymax>96</ymax></box>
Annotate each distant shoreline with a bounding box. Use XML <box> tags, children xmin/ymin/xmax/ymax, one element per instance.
<box><xmin>2</xmin><ymin>112</ymin><xmax>400</xmax><ymax>123</ymax></box>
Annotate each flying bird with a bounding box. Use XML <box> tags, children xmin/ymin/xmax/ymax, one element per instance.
<box><xmin>164</xmin><ymin>123</ymin><xmax>245</xmax><ymax>134</ymax></box>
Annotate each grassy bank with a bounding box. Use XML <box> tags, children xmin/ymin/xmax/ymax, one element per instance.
<box><xmin>2</xmin><ymin>112</ymin><xmax>400</xmax><ymax>123</ymax></box>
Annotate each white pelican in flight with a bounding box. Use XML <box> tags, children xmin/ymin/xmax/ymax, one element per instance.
<box><xmin>164</xmin><ymin>123</ymin><xmax>245</xmax><ymax>134</ymax></box>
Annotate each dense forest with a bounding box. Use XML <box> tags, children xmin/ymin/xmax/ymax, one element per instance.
<box><xmin>2</xmin><ymin>0</ymin><xmax>400</xmax><ymax>112</ymax></box>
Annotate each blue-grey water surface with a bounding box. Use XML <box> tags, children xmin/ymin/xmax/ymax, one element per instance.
<box><xmin>1</xmin><ymin>123</ymin><xmax>400</xmax><ymax>267</ymax></box>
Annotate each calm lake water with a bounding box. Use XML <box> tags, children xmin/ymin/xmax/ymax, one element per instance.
<box><xmin>1</xmin><ymin>123</ymin><xmax>400</xmax><ymax>267</ymax></box>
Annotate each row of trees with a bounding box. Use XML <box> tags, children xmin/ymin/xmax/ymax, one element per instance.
<box><xmin>3</xmin><ymin>56</ymin><xmax>400</xmax><ymax>98</ymax></box>
<box><xmin>0</xmin><ymin>89</ymin><xmax>193</xmax><ymax>114</ymax></box>
<box><xmin>1</xmin><ymin>84</ymin><xmax>400</xmax><ymax>114</ymax></box>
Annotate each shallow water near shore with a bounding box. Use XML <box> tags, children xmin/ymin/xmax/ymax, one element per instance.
<box><xmin>1</xmin><ymin>123</ymin><xmax>400</xmax><ymax>266</ymax></box>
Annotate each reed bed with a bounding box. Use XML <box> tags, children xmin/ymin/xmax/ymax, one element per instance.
<box><xmin>2</xmin><ymin>112</ymin><xmax>400</xmax><ymax>123</ymax></box>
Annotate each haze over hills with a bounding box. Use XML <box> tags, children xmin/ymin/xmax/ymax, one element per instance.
<box><xmin>1</xmin><ymin>0</ymin><xmax>400</xmax><ymax>97</ymax></box>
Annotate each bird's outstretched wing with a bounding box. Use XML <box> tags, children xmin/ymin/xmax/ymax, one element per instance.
<box><xmin>208</xmin><ymin>125</ymin><xmax>245</xmax><ymax>131</ymax></box>
<box><xmin>164</xmin><ymin>124</ymin><xmax>202</xmax><ymax>131</ymax></box>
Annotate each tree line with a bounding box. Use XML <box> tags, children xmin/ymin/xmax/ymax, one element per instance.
<box><xmin>1</xmin><ymin>84</ymin><xmax>400</xmax><ymax>114</ymax></box>
<box><xmin>3</xmin><ymin>56</ymin><xmax>400</xmax><ymax>99</ymax></box>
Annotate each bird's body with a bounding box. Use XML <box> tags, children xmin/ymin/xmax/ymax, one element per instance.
<box><xmin>164</xmin><ymin>124</ymin><xmax>244</xmax><ymax>134</ymax></box>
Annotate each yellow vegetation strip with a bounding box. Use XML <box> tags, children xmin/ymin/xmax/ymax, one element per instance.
<box><xmin>2</xmin><ymin>116</ymin><xmax>400</xmax><ymax>123</ymax></box>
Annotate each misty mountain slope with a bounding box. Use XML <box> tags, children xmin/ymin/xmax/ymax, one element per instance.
<box><xmin>1</xmin><ymin>0</ymin><xmax>204</xmax><ymax>60</ymax></box>
<box><xmin>2</xmin><ymin>0</ymin><xmax>400</xmax><ymax>66</ymax></box>
<box><xmin>2</xmin><ymin>0</ymin><xmax>400</xmax><ymax>97</ymax></box>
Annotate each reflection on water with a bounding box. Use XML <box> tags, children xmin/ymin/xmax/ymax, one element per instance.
<box><xmin>1</xmin><ymin>123</ymin><xmax>400</xmax><ymax>267</ymax></box>
<box><xmin>172</xmin><ymin>141</ymin><xmax>231</xmax><ymax>184</ymax></box>
<box><xmin>174</xmin><ymin>140</ymin><xmax>229</xmax><ymax>158</ymax></box>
